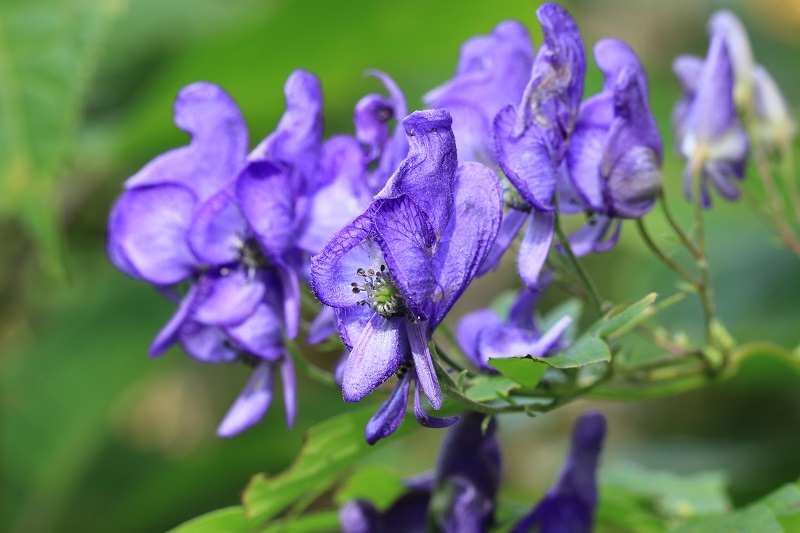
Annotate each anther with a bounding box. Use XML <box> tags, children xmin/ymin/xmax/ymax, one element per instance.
<box><xmin>357</xmin><ymin>268</ymin><xmax>366</xmax><ymax>276</ymax></box>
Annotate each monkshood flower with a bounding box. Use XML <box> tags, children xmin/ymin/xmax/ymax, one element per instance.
<box><xmin>311</xmin><ymin>110</ymin><xmax>503</xmax><ymax>433</ymax></box>
<box><xmin>511</xmin><ymin>411</ymin><xmax>607</xmax><ymax>533</ymax></box>
<box><xmin>565</xmin><ymin>39</ymin><xmax>663</xmax><ymax>256</ymax></box>
<box><xmin>340</xmin><ymin>412</ymin><xmax>501</xmax><ymax>533</ymax></box>
<box><xmin>424</xmin><ymin>20</ymin><xmax>534</xmax><ymax>165</ymax></box>
<box><xmin>708</xmin><ymin>10</ymin><xmax>754</xmax><ymax>110</ymax></box>
<box><xmin>457</xmin><ymin>279</ymin><xmax>572</xmax><ymax>371</ymax></box>
<box><xmin>487</xmin><ymin>3</ymin><xmax>586</xmax><ymax>287</ymax></box>
<box><xmin>673</xmin><ymin>28</ymin><xmax>748</xmax><ymax>206</ymax></box>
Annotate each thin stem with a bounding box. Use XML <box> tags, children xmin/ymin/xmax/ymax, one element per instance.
<box><xmin>781</xmin><ymin>139</ymin><xmax>800</xmax><ymax>223</ymax></box>
<box><xmin>659</xmin><ymin>189</ymin><xmax>701</xmax><ymax>259</ymax></box>
<box><xmin>690</xmin><ymin>163</ymin><xmax>715</xmax><ymax>350</ymax></box>
<box><xmin>285</xmin><ymin>339</ymin><xmax>337</xmax><ymax>387</ymax></box>
<box><xmin>635</xmin><ymin>218</ymin><xmax>700</xmax><ymax>285</ymax></box>
<box><xmin>554</xmin><ymin>214</ymin><xmax>604</xmax><ymax>314</ymax></box>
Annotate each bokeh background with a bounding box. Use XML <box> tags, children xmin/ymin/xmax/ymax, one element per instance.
<box><xmin>1</xmin><ymin>0</ymin><xmax>799</xmax><ymax>531</ymax></box>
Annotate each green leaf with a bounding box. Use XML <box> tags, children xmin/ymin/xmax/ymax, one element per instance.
<box><xmin>0</xmin><ymin>0</ymin><xmax>122</xmax><ymax>273</ymax></box>
<box><xmin>167</xmin><ymin>507</ymin><xmax>250</xmax><ymax>533</ymax></box>
<box><xmin>591</xmin><ymin>293</ymin><xmax>657</xmax><ymax>338</ymax></box>
<box><xmin>334</xmin><ymin>466</ymin><xmax>406</xmax><ymax>511</ymax></box>
<box><xmin>539</xmin><ymin>298</ymin><xmax>583</xmax><ymax>342</ymax></box>
<box><xmin>243</xmin><ymin>406</ymin><xmax>413</xmax><ymax>524</ymax></box>
<box><xmin>488</xmin><ymin>336</ymin><xmax>610</xmax><ymax>389</ymax></box>
<box><xmin>261</xmin><ymin>510</ymin><xmax>340</xmax><ymax>533</ymax></box>
<box><xmin>463</xmin><ymin>375</ymin><xmax>520</xmax><ymax>402</ymax></box>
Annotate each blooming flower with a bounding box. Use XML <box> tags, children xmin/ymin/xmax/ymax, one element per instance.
<box><xmin>564</xmin><ymin>39</ymin><xmax>663</xmax><ymax>256</ymax></box>
<box><xmin>424</xmin><ymin>20</ymin><xmax>535</xmax><ymax>166</ymax></box>
<box><xmin>311</xmin><ymin>109</ymin><xmax>502</xmax><ymax>430</ymax></box>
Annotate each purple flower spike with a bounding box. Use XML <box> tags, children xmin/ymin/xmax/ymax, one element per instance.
<box><xmin>124</xmin><ymin>82</ymin><xmax>248</xmax><ymax>201</ymax></box>
<box><xmin>675</xmin><ymin>31</ymin><xmax>748</xmax><ymax>206</ymax></box>
<box><xmin>424</xmin><ymin>20</ymin><xmax>534</xmax><ymax>165</ymax></box>
<box><xmin>511</xmin><ymin>411</ymin><xmax>607</xmax><ymax>533</ymax></box>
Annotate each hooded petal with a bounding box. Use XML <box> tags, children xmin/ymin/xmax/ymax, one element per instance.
<box><xmin>708</xmin><ymin>10</ymin><xmax>753</xmax><ymax>107</ymax></box>
<box><xmin>365</xmin><ymin>371</ymin><xmax>412</xmax><ymax>445</ymax></box>
<box><xmin>374</xmin><ymin>109</ymin><xmax>458</xmax><ymax>239</ymax></box>
<box><xmin>217</xmin><ymin>362</ymin><xmax>275</xmax><ymax>437</ymax></box>
<box><xmin>224</xmin><ymin>303</ymin><xmax>284</xmax><ymax>360</ymax></box>
<box><xmin>362</xmin><ymin>70</ymin><xmax>410</xmax><ymax>192</ymax></box>
<box><xmin>125</xmin><ymin>82</ymin><xmax>248</xmax><ymax>200</ymax></box>
<box><xmin>108</xmin><ymin>184</ymin><xmax>198</xmax><ymax>285</ymax></box>
<box><xmin>413</xmin><ymin>378</ymin><xmax>458</xmax><ymax>428</ymax></box>
<box><xmin>690</xmin><ymin>33</ymin><xmax>738</xmax><ymax>145</ymax></box>
<box><xmin>342</xmin><ymin>314</ymin><xmax>407</xmax><ymax>402</ymax></box>
<box><xmin>517</xmin><ymin>211</ymin><xmax>555</xmax><ymax>288</ymax></box>
<box><xmin>429</xmin><ymin>162</ymin><xmax>503</xmax><ymax>329</ymax></box>
<box><xmin>187</xmin><ymin>184</ymin><xmax>246</xmax><ymax>265</ymax></box>
<box><xmin>355</xmin><ymin>93</ymin><xmax>394</xmax><ymax>163</ymax></box>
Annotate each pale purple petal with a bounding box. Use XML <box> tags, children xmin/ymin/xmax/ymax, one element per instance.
<box><xmin>279</xmin><ymin>267</ymin><xmax>300</xmax><ymax>340</ymax></box>
<box><xmin>178</xmin><ymin>321</ymin><xmax>238</xmax><ymax>363</ymax></box>
<box><xmin>692</xmin><ymin>34</ymin><xmax>737</xmax><ymax>143</ymax></box>
<box><xmin>365</xmin><ymin>371</ymin><xmax>412</xmax><ymax>445</ymax></box>
<box><xmin>456</xmin><ymin>309</ymin><xmax>502</xmax><ymax>370</ymax></box>
<box><xmin>477</xmin><ymin>208</ymin><xmax>528</xmax><ymax>276</ymax></box>
<box><xmin>192</xmin><ymin>271</ymin><xmax>265</xmax><ymax>326</ymax></box>
<box><xmin>413</xmin><ymin>379</ymin><xmax>458</xmax><ymax>428</ymax></box>
<box><xmin>566</xmin><ymin>125</ymin><xmax>607</xmax><ymax>212</ymax></box>
<box><xmin>125</xmin><ymin>82</ymin><xmax>248</xmax><ymax>200</ymax></box>
<box><xmin>342</xmin><ymin>314</ymin><xmax>407</xmax><ymax>402</ymax></box>
<box><xmin>517</xmin><ymin>211</ymin><xmax>555</xmax><ymax>288</ymax></box>
<box><xmin>407</xmin><ymin>321</ymin><xmax>441</xmax><ymax>410</ymax></box>
<box><xmin>480</xmin><ymin>315</ymin><xmax>572</xmax><ymax>362</ymax></box>
<box><xmin>307</xmin><ymin>305</ymin><xmax>337</xmax><ymax>345</ymax></box>
<box><xmin>187</xmin><ymin>185</ymin><xmax>246</xmax><ymax>265</ymax></box>
<box><xmin>280</xmin><ymin>354</ymin><xmax>297</xmax><ymax>428</ymax></box>
<box><xmin>594</xmin><ymin>38</ymin><xmax>647</xmax><ymax>93</ymax></box>
<box><xmin>224</xmin><ymin>303</ymin><xmax>284</xmax><ymax>360</ymax></box>
<box><xmin>217</xmin><ymin>362</ymin><xmax>274</xmax><ymax>437</ymax></box>
<box><xmin>108</xmin><ymin>184</ymin><xmax>198</xmax><ymax>285</ymax></box>
<box><xmin>149</xmin><ymin>284</ymin><xmax>201</xmax><ymax>357</ymax></box>
<box><xmin>335</xmin><ymin>305</ymin><xmax>374</xmax><ymax>351</ymax></box>
<box><xmin>354</xmin><ymin>93</ymin><xmax>394</xmax><ymax>162</ymax></box>
<box><xmin>363</xmin><ymin>70</ymin><xmax>410</xmax><ymax>192</ymax></box>
<box><xmin>567</xmin><ymin>216</ymin><xmax>614</xmax><ymax>257</ymax></box>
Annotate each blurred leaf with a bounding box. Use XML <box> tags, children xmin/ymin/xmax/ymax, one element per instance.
<box><xmin>243</xmin><ymin>406</ymin><xmax>414</xmax><ymax>524</ymax></box>
<box><xmin>488</xmin><ymin>336</ymin><xmax>610</xmax><ymax>389</ymax></box>
<box><xmin>596</xmin><ymin>486</ymin><xmax>669</xmax><ymax>533</ymax></box>
<box><xmin>464</xmin><ymin>375</ymin><xmax>520</xmax><ymax>403</ymax></box>
<box><xmin>334</xmin><ymin>465</ymin><xmax>406</xmax><ymax>510</ymax></box>
<box><xmin>0</xmin><ymin>0</ymin><xmax>122</xmax><ymax>273</ymax></box>
<box><xmin>539</xmin><ymin>298</ymin><xmax>583</xmax><ymax>342</ymax></box>
<box><xmin>261</xmin><ymin>510</ymin><xmax>340</xmax><ymax>533</ymax></box>
<box><xmin>168</xmin><ymin>507</ymin><xmax>249</xmax><ymax>533</ymax></box>
<box><xmin>591</xmin><ymin>293</ymin><xmax>658</xmax><ymax>338</ymax></box>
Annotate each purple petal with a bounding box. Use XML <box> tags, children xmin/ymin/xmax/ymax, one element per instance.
<box><xmin>374</xmin><ymin>109</ymin><xmax>458</xmax><ymax>239</ymax></box>
<box><xmin>594</xmin><ymin>39</ymin><xmax>647</xmax><ymax>93</ymax></box>
<box><xmin>280</xmin><ymin>354</ymin><xmax>297</xmax><ymax>428</ymax></box>
<box><xmin>365</xmin><ymin>372</ymin><xmax>412</xmax><ymax>445</ymax></box>
<box><xmin>692</xmin><ymin>34</ymin><xmax>737</xmax><ymax>143</ymax></box>
<box><xmin>355</xmin><ymin>93</ymin><xmax>394</xmax><ymax>162</ymax></box>
<box><xmin>477</xmin><ymin>208</ymin><xmax>528</xmax><ymax>276</ymax></box>
<box><xmin>429</xmin><ymin>162</ymin><xmax>503</xmax><ymax>328</ymax></box>
<box><xmin>566</xmin><ymin>125</ymin><xmax>608</xmax><ymax>212</ymax></box>
<box><xmin>187</xmin><ymin>185</ymin><xmax>246</xmax><ymax>265</ymax></box>
<box><xmin>341</xmin><ymin>314</ymin><xmax>407</xmax><ymax>402</ymax></box>
<box><xmin>192</xmin><ymin>271</ymin><xmax>265</xmax><ymax>326</ymax></box>
<box><xmin>217</xmin><ymin>362</ymin><xmax>275</xmax><ymax>437</ymax></box>
<box><xmin>149</xmin><ymin>284</ymin><xmax>201</xmax><ymax>357</ymax></box>
<box><xmin>108</xmin><ymin>185</ymin><xmax>198</xmax><ymax>285</ymax></box>
<box><xmin>517</xmin><ymin>211</ymin><xmax>555</xmax><ymax>288</ymax></box>
<box><xmin>178</xmin><ymin>321</ymin><xmax>239</xmax><ymax>363</ymax></box>
<box><xmin>456</xmin><ymin>309</ymin><xmax>502</xmax><ymax>370</ymax></box>
<box><xmin>407</xmin><ymin>321</ymin><xmax>441</xmax><ymax>410</ymax></box>
<box><xmin>413</xmin><ymin>378</ymin><xmax>458</xmax><ymax>428</ymax></box>
<box><xmin>249</xmin><ymin>70</ymin><xmax>323</xmax><ymax>188</ymax></box>
<box><xmin>279</xmin><ymin>267</ymin><xmax>300</xmax><ymax>340</ymax></box>
<box><xmin>236</xmin><ymin>160</ymin><xmax>295</xmax><ymax>266</ymax></box>
<box><xmin>495</xmin><ymin>105</ymin><xmax>558</xmax><ymax>212</ymax></box>
<box><xmin>606</xmin><ymin>63</ymin><xmax>663</xmax><ymax>165</ymax></box>
<box><xmin>339</xmin><ymin>500</ymin><xmax>381</xmax><ymax>533</ymax></box>
<box><xmin>362</xmin><ymin>70</ymin><xmax>410</xmax><ymax>192</ymax></box>
<box><xmin>307</xmin><ymin>305</ymin><xmax>337</xmax><ymax>345</ymax></box>
<box><xmin>335</xmin><ymin>304</ymin><xmax>374</xmax><ymax>351</ymax></box>
<box><xmin>374</xmin><ymin>197</ymin><xmax>436</xmax><ymax>321</ymax></box>
<box><xmin>224</xmin><ymin>303</ymin><xmax>284</xmax><ymax>360</ymax></box>
<box><xmin>606</xmin><ymin>146</ymin><xmax>661</xmax><ymax>219</ymax></box>
<box><xmin>508</xmin><ymin>281</ymin><xmax>551</xmax><ymax>331</ymax></box>
<box><xmin>480</xmin><ymin>315</ymin><xmax>571</xmax><ymax>361</ymax></box>
<box><xmin>310</xmin><ymin>204</ymin><xmax>382</xmax><ymax>309</ymax></box>
<box><xmin>567</xmin><ymin>216</ymin><xmax>614</xmax><ymax>257</ymax></box>
<box><xmin>125</xmin><ymin>82</ymin><xmax>248</xmax><ymax>200</ymax></box>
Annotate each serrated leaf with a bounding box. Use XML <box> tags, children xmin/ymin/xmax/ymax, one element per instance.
<box><xmin>243</xmin><ymin>406</ymin><xmax>413</xmax><ymax>524</ymax></box>
<box><xmin>591</xmin><ymin>293</ymin><xmax>657</xmax><ymax>337</ymax></box>
<box><xmin>167</xmin><ymin>507</ymin><xmax>250</xmax><ymax>533</ymax></box>
<box><xmin>463</xmin><ymin>374</ymin><xmax>521</xmax><ymax>402</ymax></box>
<box><xmin>334</xmin><ymin>466</ymin><xmax>406</xmax><ymax>511</ymax></box>
<box><xmin>488</xmin><ymin>336</ymin><xmax>610</xmax><ymax>389</ymax></box>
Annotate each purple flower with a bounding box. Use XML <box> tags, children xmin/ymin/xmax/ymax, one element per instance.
<box><xmin>673</xmin><ymin>28</ymin><xmax>748</xmax><ymax>206</ymax></box>
<box><xmin>565</xmin><ymin>39</ymin><xmax>663</xmax><ymax>256</ymax></box>
<box><xmin>511</xmin><ymin>412</ymin><xmax>607</xmax><ymax>533</ymax></box>
<box><xmin>486</xmin><ymin>3</ymin><xmax>587</xmax><ymax>287</ymax></box>
<box><xmin>311</xmin><ymin>110</ymin><xmax>502</xmax><ymax>428</ymax></box>
<box><xmin>424</xmin><ymin>20</ymin><xmax>535</xmax><ymax>165</ymax></box>
<box><xmin>457</xmin><ymin>279</ymin><xmax>572</xmax><ymax>371</ymax></box>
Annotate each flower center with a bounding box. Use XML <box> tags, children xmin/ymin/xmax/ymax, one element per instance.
<box><xmin>351</xmin><ymin>265</ymin><xmax>407</xmax><ymax>319</ymax></box>
<box><xmin>232</xmin><ymin>236</ymin><xmax>271</xmax><ymax>278</ymax></box>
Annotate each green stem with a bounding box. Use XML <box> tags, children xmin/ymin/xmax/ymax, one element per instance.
<box><xmin>659</xmin><ymin>189</ymin><xmax>701</xmax><ymax>259</ymax></box>
<box><xmin>635</xmin><ymin>218</ymin><xmax>700</xmax><ymax>285</ymax></box>
<box><xmin>554</xmin><ymin>214</ymin><xmax>604</xmax><ymax>314</ymax></box>
<box><xmin>285</xmin><ymin>339</ymin><xmax>337</xmax><ymax>387</ymax></box>
<box><xmin>690</xmin><ymin>163</ymin><xmax>715</xmax><ymax>354</ymax></box>
<box><xmin>781</xmin><ymin>139</ymin><xmax>800</xmax><ymax>223</ymax></box>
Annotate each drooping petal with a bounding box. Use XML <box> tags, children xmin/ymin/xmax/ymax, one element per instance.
<box><xmin>280</xmin><ymin>353</ymin><xmax>297</xmax><ymax>428</ymax></box>
<box><xmin>217</xmin><ymin>362</ymin><xmax>275</xmax><ymax>438</ymax></box>
<box><xmin>365</xmin><ymin>371</ymin><xmax>412</xmax><ymax>445</ymax></box>
<box><xmin>429</xmin><ymin>162</ymin><xmax>503</xmax><ymax>329</ymax></box>
<box><xmin>307</xmin><ymin>305</ymin><xmax>338</xmax><ymax>345</ymax></box>
<box><xmin>476</xmin><ymin>208</ymin><xmax>528</xmax><ymax>276</ymax></box>
<box><xmin>108</xmin><ymin>184</ymin><xmax>198</xmax><ymax>285</ymax></box>
<box><xmin>517</xmin><ymin>211</ymin><xmax>555</xmax><ymax>288</ymax></box>
<box><xmin>236</xmin><ymin>160</ymin><xmax>295</xmax><ymax>266</ymax></box>
<box><xmin>374</xmin><ymin>197</ymin><xmax>436</xmax><ymax>321</ymax></box>
<box><xmin>192</xmin><ymin>271</ymin><xmax>265</xmax><ymax>326</ymax></box>
<box><xmin>413</xmin><ymin>378</ymin><xmax>458</xmax><ymax>428</ymax></box>
<box><xmin>342</xmin><ymin>314</ymin><xmax>407</xmax><ymax>402</ymax></box>
<box><xmin>178</xmin><ymin>321</ymin><xmax>239</xmax><ymax>363</ymax></box>
<box><xmin>187</xmin><ymin>184</ymin><xmax>246</xmax><ymax>266</ymax></box>
<box><xmin>149</xmin><ymin>284</ymin><xmax>201</xmax><ymax>357</ymax></box>
<box><xmin>310</xmin><ymin>204</ymin><xmax>382</xmax><ymax>309</ymax></box>
<box><xmin>125</xmin><ymin>82</ymin><xmax>248</xmax><ymax>200</ymax></box>
<box><xmin>374</xmin><ymin>109</ymin><xmax>458</xmax><ymax>239</ymax></box>
<box><xmin>224</xmin><ymin>303</ymin><xmax>284</xmax><ymax>360</ymax></box>
<box><xmin>566</xmin><ymin>216</ymin><xmax>614</xmax><ymax>257</ymax></box>
<box><xmin>456</xmin><ymin>309</ymin><xmax>502</xmax><ymax>370</ymax></box>
<box><xmin>479</xmin><ymin>315</ymin><xmax>572</xmax><ymax>361</ymax></box>
<box><xmin>407</xmin><ymin>321</ymin><xmax>441</xmax><ymax>410</ymax></box>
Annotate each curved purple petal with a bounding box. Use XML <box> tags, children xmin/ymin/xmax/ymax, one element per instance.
<box><xmin>365</xmin><ymin>371</ymin><xmax>412</xmax><ymax>445</ymax></box>
<box><xmin>407</xmin><ymin>321</ymin><xmax>440</xmax><ymax>410</ymax></box>
<box><xmin>413</xmin><ymin>378</ymin><xmax>458</xmax><ymax>428</ymax></box>
<box><xmin>279</xmin><ymin>267</ymin><xmax>300</xmax><ymax>340</ymax></box>
<box><xmin>149</xmin><ymin>284</ymin><xmax>201</xmax><ymax>357</ymax></box>
<box><xmin>187</xmin><ymin>185</ymin><xmax>246</xmax><ymax>265</ymax></box>
<box><xmin>566</xmin><ymin>215</ymin><xmax>614</xmax><ymax>257</ymax></box>
<box><xmin>374</xmin><ymin>109</ymin><xmax>458</xmax><ymax>239</ymax></box>
<box><xmin>594</xmin><ymin>38</ymin><xmax>646</xmax><ymax>93</ymax></box>
<box><xmin>125</xmin><ymin>82</ymin><xmax>248</xmax><ymax>200</ymax></box>
<box><xmin>566</xmin><ymin>125</ymin><xmax>607</xmax><ymax>212</ymax></box>
<box><xmin>217</xmin><ymin>362</ymin><xmax>275</xmax><ymax>437</ymax></box>
<box><xmin>476</xmin><ymin>208</ymin><xmax>528</xmax><ymax>276</ymax></box>
<box><xmin>456</xmin><ymin>309</ymin><xmax>502</xmax><ymax>370</ymax></box>
<box><xmin>280</xmin><ymin>354</ymin><xmax>297</xmax><ymax>429</ymax></box>
<box><xmin>335</xmin><ymin>304</ymin><xmax>374</xmax><ymax>351</ymax></box>
<box><xmin>224</xmin><ymin>303</ymin><xmax>284</xmax><ymax>360</ymax></box>
<box><xmin>429</xmin><ymin>162</ymin><xmax>503</xmax><ymax>329</ymax></box>
<box><xmin>355</xmin><ymin>93</ymin><xmax>394</xmax><ymax>163</ymax></box>
<box><xmin>517</xmin><ymin>211</ymin><xmax>554</xmax><ymax>288</ymax></box>
<box><xmin>307</xmin><ymin>305</ymin><xmax>337</xmax><ymax>345</ymax></box>
<box><xmin>192</xmin><ymin>271</ymin><xmax>265</xmax><ymax>326</ymax></box>
<box><xmin>479</xmin><ymin>315</ymin><xmax>571</xmax><ymax>361</ymax></box>
<box><xmin>341</xmin><ymin>314</ymin><xmax>407</xmax><ymax>402</ymax></box>
<box><xmin>178</xmin><ymin>321</ymin><xmax>239</xmax><ymax>363</ymax></box>
<box><xmin>692</xmin><ymin>34</ymin><xmax>737</xmax><ymax>144</ymax></box>
<box><xmin>108</xmin><ymin>184</ymin><xmax>198</xmax><ymax>285</ymax></box>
